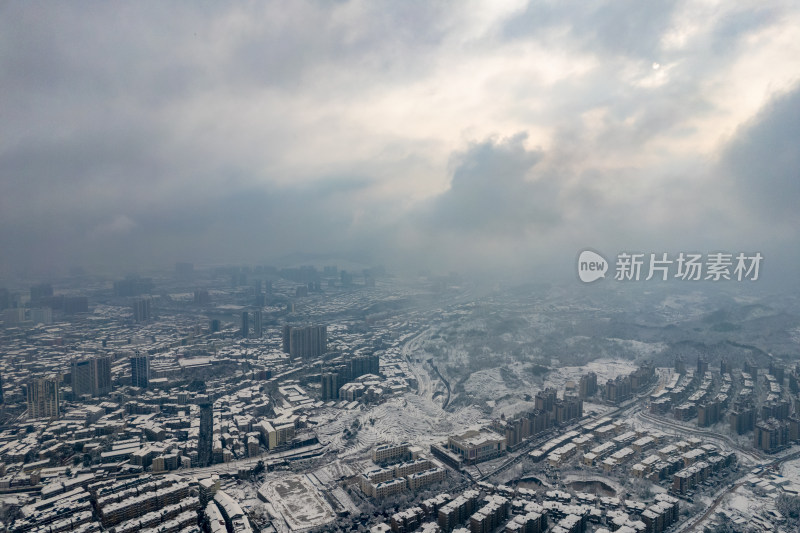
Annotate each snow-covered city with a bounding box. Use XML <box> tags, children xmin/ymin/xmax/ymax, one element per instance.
<box><xmin>3</xmin><ymin>1</ymin><xmax>800</xmax><ymax>532</ymax></box>
<box><xmin>1</xmin><ymin>270</ymin><xmax>800</xmax><ymax>533</ymax></box>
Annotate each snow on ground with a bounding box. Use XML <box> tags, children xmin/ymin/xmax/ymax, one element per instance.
<box><xmin>312</xmin><ymin>390</ymin><xmax>489</xmax><ymax>460</ymax></box>
<box><xmin>460</xmin><ymin>356</ymin><xmax>637</xmax><ymax>419</ymax></box>
<box><xmin>605</xmin><ymin>338</ymin><xmax>668</xmax><ymax>357</ymax></box>
<box><xmin>313</xmin><ymin>459</ymin><xmax>360</xmax><ymax>483</ymax></box>
<box><xmin>363</xmin><ymin>395</ymin><xmax>486</xmax><ymax>447</ymax></box>
<box><xmin>346</xmin><ymin>394</ymin><xmax>488</xmax><ymax>456</ymax></box>
<box><xmin>329</xmin><ymin>485</ymin><xmax>361</xmax><ymax>515</ymax></box>
<box><xmin>260</xmin><ymin>474</ymin><xmax>336</xmax><ymax>532</ymax></box>
<box><xmin>715</xmin><ymin>486</ymin><xmax>771</xmax><ymax>527</ymax></box>
<box><xmin>219</xmin><ymin>479</ymin><xmax>266</xmax><ymax>518</ymax></box>
<box><xmin>582</xmin><ymin>402</ymin><xmax>614</xmax><ymax>417</ymax></box>
<box><xmin>491</xmin><ymin>399</ymin><xmax>537</xmax><ymax>419</ymax></box>
<box><xmin>442</xmin><ymin>346</ymin><xmax>471</xmax><ymax>367</ymax></box>
<box><xmin>562</xmin><ymin>474</ymin><xmax>625</xmax><ymax>495</ymax></box>
<box><xmin>544</xmin><ymin>358</ymin><xmax>638</xmax><ymax>391</ymax></box>
<box><xmin>464</xmin><ymin>368</ymin><xmax>518</xmax><ymax>400</ymax></box>
<box><xmin>780</xmin><ymin>456</ymin><xmax>800</xmax><ymax>481</ymax></box>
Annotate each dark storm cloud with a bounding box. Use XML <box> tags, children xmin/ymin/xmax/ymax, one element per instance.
<box><xmin>421</xmin><ymin>134</ymin><xmax>559</xmax><ymax>234</ymax></box>
<box><xmin>722</xmin><ymin>84</ymin><xmax>800</xmax><ymax>224</ymax></box>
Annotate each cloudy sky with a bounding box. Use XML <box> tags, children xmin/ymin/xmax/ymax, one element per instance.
<box><xmin>1</xmin><ymin>0</ymin><xmax>799</xmax><ymax>281</ymax></box>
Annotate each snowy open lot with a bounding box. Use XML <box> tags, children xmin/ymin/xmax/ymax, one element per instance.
<box><xmin>259</xmin><ymin>474</ymin><xmax>336</xmax><ymax>532</ymax></box>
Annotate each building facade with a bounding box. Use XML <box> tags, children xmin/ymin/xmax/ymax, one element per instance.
<box><xmin>282</xmin><ymin>325</ymin><xmax>327</xmax><ymax>359</ymax></box>
<box><xmin>130</xmin><ymin>352</ymin><xmax>150</xmax><ymax>388</ymax></box>
<box><xmin>71</xmin><ymin>356</ymin><xmax>112</xmax><ymax>397</ymax></box>
<box><xmin>28</xmin><ymin>376</ymin><xmax>60</xmax><ymax>420</ymax></box>
<box><xmin>198</xmin><ymin>403</ymin><xmax>214</xmax><ymax>467</ymax></box>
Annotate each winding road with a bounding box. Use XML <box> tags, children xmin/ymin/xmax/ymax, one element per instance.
<box><xmin>428</xmin><ymin>358</ymin><xmax>451</xmax><ymax>409</ymax></box>
<box><xmin>636</xmin><ymin>411</ymin><xmax>765</xmax><ymax>464</ymax></box>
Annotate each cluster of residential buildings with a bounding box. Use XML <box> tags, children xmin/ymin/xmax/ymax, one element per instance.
<box><xmin>671</xmin><ymin>447</ymin><xmax>737</xmax><ymax>495</ymax></box>
<box><xmin>10</xmin><ymin>473</ymin><xmax>201</xmax><ymax>533</ymax></box>
<box><xmin>206</xmin><ymin>488</ymin><xmax>252</xmax><ymax>533</ymax></box>
<box><xmin>705</xmin><ymin>464</ymin><xmax>800</xmax><ymax>532</ymax></box>
<box><xmin>361</xmin><ymin>443</ymin><xmax>447</xmax><ymax>498</ymax></box>
<box><xmin>650</xmin><ymin>357</ymin><xmax>800</xmax><ymax>454</ymax></box>
<box><xmin>372</xmin><ymin>479</ymin><xmax>682</xmax><ymax>533</ymax></box>
<box><xmin>4</xmin><ymin>269</ymin><xmax>800</xmax><ymax>533</ymax></box>
<box><xmin>318</xmin><ymin>352</ymin><xmax>382</xmax><ymax>401</ymax></box>
<box><xmin>0</xmin><ymin>266</ymin><xmax>434</xmax><ymax>532</ymax></box>
<box><xmin>526</xmin><ymin>408</ymin><xmax>741</xmax><ymax>501</ymax></box>
<box><xmin>493</xmin><ymin>386</ymin><xmax>585</xmax><ymax>451</ymax></box>
<box><xmin>429</xmin><ymin>376</ymin><xmax>595</xmax><ymax>471</ymax></box>
<box><xmin>603</xmin><ymin>364</ymin><xmax>655</xmax><ymax>405</ymax></box>
<box><xmin>580</xmin><ymin>423</ymin><xmax>738</xmax><ymax>496</ymax></box>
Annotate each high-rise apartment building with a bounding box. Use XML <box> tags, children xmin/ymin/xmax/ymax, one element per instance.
<box><xmin>28</xmin><ymin>376</ymin><xmax>60</xmax><ymax>420</ymax></box>
<box><xmin>114</xmin><ymin>276</ymin><xmax>154</xmax><ymax>297</ymax></box>
<box><xmin>71</xmin><ymin>356</ymin><xmax>112</xmax><ymax>397</ymax></box>
<box><xmin>63</xmin><ymin>296</ymin><xmax>89</xmax><ymax>314</ymax></box>
<box><xmin>579</xmin><ymin>372</ymin><xmax>598</xmax><ymax>399</ymax></box>
<box><xmin>130</xmin><ymin>352</ymin><xmax>149</xmax><ymax>388</ymax></box>
<box><xmin>241</xmin><ymin>311</ymin><xmax>249</xmax><ymax>338</ymax></box>
<box><xmin>194</xmin><ymin>290</ymin><xmax>211</xmax><ymax>305</ymax></box>
<box><xmin>282</xmin><ymin>324</ymin><xmax>291</xmax><ymax>353</ymax></box>
<box><xmin>198</xmin><ymin>402</ymin><xmax>214</xmax><ymax>467</ymax></box>
<box><xmin>349</xmin><ymin>353</ymin><xmax>380</xmax><ymax>380</ymax></box>
<box><xmin>253</xmin><ymin>310</ymin><xmax>263</xmax><ymax>338</ymax></box>
<box><xmin>754</xmin><ymin>418</ymin><xmax>789</xmax><ymax>453</ymax></box>
<box><xmin>133</xmin><ymin>297</ymin><xmax>152</xmax><ymax>322</ymax></box>
<box><xmin>282</xmin><ymin>325</ymin><xmax>327</xmax><ymax>359</ymax></box>
<box><xmin>729</xmin><ymin>407</ymin><xmax>756</xmax><ymax>434</ymax></box>
<box><xmin>321</xmin><ymin>372</ymin><xmax>339</xmax><ymax>401</ymax></box>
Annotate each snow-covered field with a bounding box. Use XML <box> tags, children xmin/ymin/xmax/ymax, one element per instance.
<box><xmin>781</xmin><ymin>456</ymin><xmax>800</xmax><ymax>485</ymax></box>
<box><xmin>711</xmin><ymin>485</ymin><xmax>780</xmax><ymax>532</ymax></box>
<box><xmin>315</xmin><ymin>392</ymin><xmax>489</xmax><ymax>457</ymax></box>
<box><xmin>464</xmin><ymin>367</ymin><xmax>518</xmax><ymax>400</ymax></box>
<box><xmin>259</xmin><ymin>474</ymin><xmax>336</xmax><ymax>532</ymax></box>
<box><xmin>360</xmin><ymin>395</ymin><xmax>487</xmax><ymax>449</ymax></box>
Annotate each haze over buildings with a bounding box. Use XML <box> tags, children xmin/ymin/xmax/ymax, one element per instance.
<box><xmin>1</xmin><ymin>3</ymin><xmax>800</xmax><ymax>533</ymax></box>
